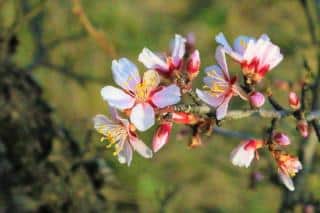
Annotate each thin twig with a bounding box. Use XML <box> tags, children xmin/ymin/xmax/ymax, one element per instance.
<box><xmin>71</xmin><ymin>0</ymin><xmax>116</xmax><ymax>57</ymax></box>
<box><xmin>213</xmin><ymin>127</ymin><xmax>253</xmax><ymax>140</ymax></box>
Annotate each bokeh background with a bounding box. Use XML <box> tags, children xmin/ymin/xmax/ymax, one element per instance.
<box><xmin>1</xmin><ymin>0</ymin><xmax>320</xmax><ymax>212</ymax></box>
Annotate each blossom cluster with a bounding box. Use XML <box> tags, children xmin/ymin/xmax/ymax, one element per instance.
<box><xmin>93</xmin><ymin>33</ymin><xmax>305</xmax><ymax>191</ymax></box>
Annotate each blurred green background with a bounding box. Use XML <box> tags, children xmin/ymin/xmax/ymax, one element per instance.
<box><xmin>1</xmin><ymin>0</ymin><xmax>320</xmax><ymax>212</ymax></box>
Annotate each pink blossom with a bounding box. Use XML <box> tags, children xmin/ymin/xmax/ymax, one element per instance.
<box><xmin>277</xmin><ymin>154</ymin><xmax>302</xmax><ymax>191</ymax></box>
<box><xmin>273</xmin><ymin>132</ymin><xmax>291</xmax><ymax>146</ymax></box>
<box><xmin>216</xmin><ymin>32</ymin><xmax>283</xmax><ymax>83</ymax></box>
<box><xmin>297</xmin><ymin>120</ymin><xmax>309</xmax><ymax>138</ymax></box>
<box><xmin>187</xmin><ymin>50</ymin><xmax>200</xmax><ymax>79</ymax></box>
<box><xmin>101</xmin><ymin>58</ymin><xmax>181</xmax><ymax>131</ymax></box>
<box><xmin>230</xmin><ymin>139</ymin><xmax>263</xmax><ymax>168</ymax></box>
<box><xmin>138</xmin><ymin>34</ymin><xmax>186</xmax><ymax>76</ymax></box>
<box><xmin>196</xmin><ymin>46</ymin><xmax>247</xmax><ymax>120</ymax></box>
<box><xmin>249</xmin><ymin>91</ymin><xmax>265</xmax><ymax>108</ymax></box>
<box><xmin>152</xmin><ymin>121</ymin><xmax>173</xmax><ymax>153</ymax></box>
<box><xmin>93</xmin><ymin>107</ymin><xmax>152</xmax><ymax>166</ymax></box>
<box><xmin>289</xmin><ymin>91</ymin><xmax>301</xmax><ymax>110</ymax></box>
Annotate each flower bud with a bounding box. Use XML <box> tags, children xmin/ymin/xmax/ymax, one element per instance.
<box><xmin>172</xmin><ymin>112</ymin><xmax>197</xmax><ymax>124</ymax></box>
<box><xmin>273</xmin><ymin>132</ymin><xmax>291</xmax><ymax>146</ymax></box>
<box><xmin>297</xmin><ymin>120</ymin><xmax>309</xmax><ymax>138</ymax></box>
<box><xmin>152</xmin><ymin>122</ymin><xmax>173</xmax><ymax>153</ymax></box>
<box><xmin>249</xmin><ymin>92</ymin><xmax>265</xmax><ymax>108</ymax></box>
<box><xmin>288</xmin><ymin>91</ymin><xmax>301</xmax><ymax>110</ymax></box>
<box><xmin>187</xmin><ymin>50</ymin><xmax>200</xmax><ymax>79</ymax></box>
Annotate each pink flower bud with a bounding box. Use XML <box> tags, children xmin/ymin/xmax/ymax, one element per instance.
<box><xmin>288</xmin><ymin>92</ymin><xmax>301</xmax><ymax>110</ymax></box>
<box><xmin>249</xmin><ymin>92</ymin><xmax>265</xmax><ymax>108</ymax></box>
<box><xmin>273</xmin><ymin>132</ymin><xmax>291</xmax><ymax>146</ymax></box>
<box><xmin>152</xmin><ymin>122</ymin><xmax>173</xmax><ymax>152</ymax></box>
<box><xmin>187</xmin><ymin>50</ymin><xmax>200</xmax><ymax>79</ymax></box>
<box><xmin>297</xmin><ymin>120</ymin><xmax>309</xmax><ymax>138</ymax></box>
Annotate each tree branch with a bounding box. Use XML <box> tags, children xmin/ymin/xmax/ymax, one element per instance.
<box><xmin>71</xmin><ymin>0</ymin><xmax>116</xmax><ymax>57</ymax></box>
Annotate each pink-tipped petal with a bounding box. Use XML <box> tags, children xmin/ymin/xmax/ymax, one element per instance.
<box><xmin>152</xmin><ymin>122</ymin><xmax>173</xmax><ymax>152</ymax></box>
<box><xmin>187</xmin><ymin>50</ymin><xmax>200</xmax><ymax>74</ymax></box>
<box><xmin>230</xmin><ymin>142</ymin><xmax>255</xmax><ymax>168</ymax></box>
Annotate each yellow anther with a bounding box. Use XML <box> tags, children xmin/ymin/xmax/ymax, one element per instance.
<box><xmin>240</xmin><ymin>39</ymin><xmax>247</xmax><ymax>48</ymax></box>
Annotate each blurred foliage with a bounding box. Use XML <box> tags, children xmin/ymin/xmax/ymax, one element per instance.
<box><xmin>0</xmin><ymin>0</ymin><xmax>319</xmax><ymax>212</ymax></box>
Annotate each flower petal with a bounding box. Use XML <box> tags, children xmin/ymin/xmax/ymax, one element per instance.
<box><xmin>130</xmin><ymin>103</ymin><xmax>155</xmax><ymax>131</ymax></box>
<box><xmin>204</xmin><ymin>65</ymin><xmax>229</xmax><ymax>87</ymax></box>
<box><xmin>230</xmin><ymin>143</ymin><xmax>255</xmax><ymax>168</ymax></box>
<box><xmin>130</xmin><ymin>136</ymin><xmax>153</xmax><ymax>158</ymax></box>
<box><xmin>101</xmin><ymin>86</ymin><xmax>135</xmax><ymax>110</ymax></box>
<box><xmin>152</xmin><ymin>122</ymin><xmax>172</xmax><ymax>152</ymax></box>
<box><xmin>215</xmin><ymin>46</ymin><xmax>230</xmax><ymax>80</ymax></box>
<box><xmin>216</xmin><ymin>95</ymin><xmax>232</xmax><ymax>120</ymax></box>
<box><xmin>233</xmin><ymin>35</ymin><xmax>252</xmax><ymax>55</ymax></box>
<box><xmin>118</xmin><ymin>140</ymin><xmax>133</xmax><ymax>166</ymax></box>
<box><xmin>93</xmin><ymin>114</ymin><xmax>115</xmax><ymax>135</ymax></box>
<box><xmin>196</xmin><ymin>89</ymin><xmax>224</xmax><ymax>107</ymax></box>
<box><xmin>171</xmin><ymin>34</ymin><xmax>186</xmax><ymax>67</ymax></box>
<box><xmin>138</xmin><ymin>48</ymin><xmax>169</xmax><ymax>71</ymax></box>
<box><xmin>216</xmin><ymin>32</ymin><xmax>243</xmax><ymax>62</ymax></box>
<box><xmin>215</xmin><ymin>32</ymin><xmax>232</xmax><ymax>52</ymax></box>
<box><xmin>151</xmin><ymin>84</ymin><xmax>181</xmax><ymax>108</ymax></box>
<box><xmin>112</xmin><ymin>58</ymin><xmax>141</xmax><ymax>91</ymax></box>
<box><xmin>278</xmin><ymin>169</ymin><xmax>295</xmax><ymax>191</ymax></box>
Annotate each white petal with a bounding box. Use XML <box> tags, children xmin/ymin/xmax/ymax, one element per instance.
<box><xmin>118</xmin><ymin>140</ymin><xmax>133</xmax><ymax>166</ymax></box>
<box><xmin>278</xmin><ymin>170</ymin><xmax>295</xmax><ymax>191</ymax></box>
<box><xmin>259</xmin><ymin>34</ymin><xmax>270</xmax><ymax>41</ymax></box>
<box><xmin>230</xmin><ymin>143</ymin><xmax>255</xmax><ymax>168</ymax></box>
<box><xmin>196</xmin><ymin>89</ymin><xmax>224</xmax><ymax>107</ymax></box>
<box><xmin>215</xmin><ymin>32</ymin><xmax>232</xmax><ymax>52</ymax></box>
<box><xmin>101</xmin><ymin>86</ymin><xmax>135</xmax><ymax>110</ymax></box>
<box><xmin>216</xmin><ymin>33</ymin><xmax>243</xmax><ymax>62</ymax></box>
<box><xmin>138</xmin><ymin>48</ymin><xmax>169</xmax><ymax>71</ymax></box>
<box><xmin>233</xmin><ymin>35</ymin><xmax>252</xmax><ymax>55</ymax></box>
<box><xmin>242</xmin><ymin>40</ymin><xmax>257</xmax><ymax>62</ymax></box>
<box><xmin>171</xmin><ymin>34</ymin><xmax>186</xmax><ymax>67</ymax></box>
<box><xmin>216</xmin><ymin>95</ymin><xmax>232</xmax><ymax>120</ymax></box>
<box><xmin>93</xmin><ymin>114</ymin><xmax>117</xmax><ymax>135</ymax></box>
<box><xmin>151</xmin><ymin>84</ymin><xmax>181</xmax><ymax>108</ymax></box>
<box><xmin>130</xmin><ymin>136</ymin><xmax>153</xmax><ymax>158</ymax></box>
<box><xmin>215</xmin><ymin>46</ymin><xmax>230</xmax><ymax>80</ymax></box>
<box><xmin>130</xmin><ymin>103</ymin><xmax>155</xmax><ymax>131</ymax></box>
<box><xmin>112</xmin><ymin>58</ymin><xmax>141</xmax><ymax>91</ymax></box>
<box><xmin>204</xmin><ymin>65</ymin><xmax>229</xmax><ymax>87</ymax></box>
<box><xmin>93</xmin><ymin>114</ymin><xmax>113</xmax><ymax>128</ymax></box>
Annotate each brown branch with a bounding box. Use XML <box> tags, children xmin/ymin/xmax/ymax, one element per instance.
<box><xmin>71</xmin><ymin>0</ymin><xmax>116</xmax><ymax>57</ymax></box>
